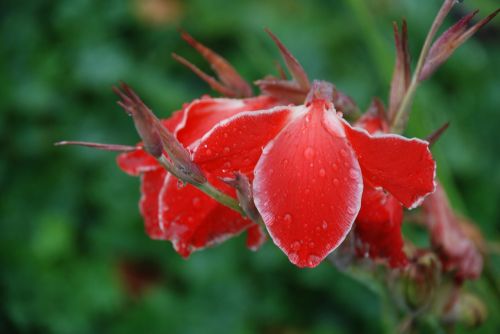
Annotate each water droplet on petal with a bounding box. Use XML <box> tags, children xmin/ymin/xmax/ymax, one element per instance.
<box><xmin>205</xmin><ymin>149</ymin><xmax>212</xmax><ymax>156</ymax></box>
<box><xmin>319</xmin><ymin>168</ymin><xmax>326</xmax><ymax>177</ymax></box>
<box><xmin>333</xmin><ymin>178</ymin><xmax>339</xmax><ymax>185</ymax></box>
<box><xmin>192</xmin><ymin>197</ymin><xmax>201</xmax><ymax>208</ymax></box>
<box><xmin>340</xmin><ymin>149</ymin><xmax>348</xmax><ymax>157</ymax></box>
<box><xmin>289</xmin><ymin>252</ymin><xmax>299</xmax><ymax>264</ymax></box>
<box><xmin>291</xmin><ymin>241</ymin><xmax>301</xmax><ymax>251</ymax></box>
<box><xmin>322</xmin><ymin>220</ymin><xmax>328</xmax><ymax>230</ymax></box>
<box><xmin>223</xmin><ymin>161</ymin><xmax>232</xmax><ymax>169</ymax></box>
<box><xmin>332</xmin><ymin>163</ymin><xmax>338</xmax><ymax>170</ymax></box>
<box><xmin>223</xmin><ymin>146</ymin><xmax>231</xmax><ymax>154</ymax></box>
<box><xmin>283</xmin><ymin>213</ymin><xmax>292</xmax><ymax>223</ymax></box>
<box><xmin>304</xmin><ymin>147</ymin><xmax>314</xmax><ymax>159</ymax></box>
<box><xmin>307</xmin><ymin>254</ymin><xmax>321</xmax><ymax>267</ymax></box>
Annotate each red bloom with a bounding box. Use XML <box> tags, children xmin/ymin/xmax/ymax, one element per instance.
<box><xmin>422</xmin><ymin>183</ymin><xmax>483</xmax><ymax>281</ymax></box>
<box><xmin>118</xmin><ymin>95</ymin><xmax>278</xmax><ymax>256</ymax></box>
<box><xmin>193</xmin><ymin>83</ymin><xmax>436</xmax><ymax>267</ymax></box>
<box><xmin>353</xmin><ymin>100</ymin><xmax>408</xmax><ymax>268</ymax></box>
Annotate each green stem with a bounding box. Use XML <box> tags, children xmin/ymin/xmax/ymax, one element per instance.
<box><xmin>157</xmin><ymin>155</ymin><xmax>245</xmax><ymax>216</ymax></box>
<box><xmin>390</xmin><ymin>0</ymin><xmax>456</xmax><ymax>132</ymax></box>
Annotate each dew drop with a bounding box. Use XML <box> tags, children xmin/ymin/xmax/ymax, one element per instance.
<box><xmin>223</xmin><ymin>133</ymin><xmax>228</xmax><ymax>138</ymax></box>
<box><xmin>307</xmin><ymin>254</ymin><xmax>321</xmax><ymax>267</ymax></box>
<box><xmin>332</xmin><ymin>163</ymin><xmax>338</xmax><ymax>170</ymax></box>
<box><xmin>283</xmin><ymin>213</ymin><xmax>292</xmax><ymax>223</ymax></box>
<box><xmin>322</xmin><ymin>220</ymin><xmax>328</xmax><ymax>230</ymax></box>
<box><xmin>223</xmin><ymin>146</ymin><xmax>231</xmax><ymax>154</ymax></box>
<box><xmin>308</xmin><ymin>241</ymin><xmax>315</xmax><ymax>248</ymax></box>
<box><xmin>177</xmin><ymin>180</ymin><xmax>186</xmax><ymax>189</ymax></box>
<box><xmin>243</xmin><ymin>158</ymin><xmax>251</xmax><ymax>165</ymax></box>
<box><xmin>291</xmin><ymin>241</ymin><xmax>301</xmax><ymax>251</ymax></box>
<box><xmin>192</xmin><ymin>197</ymin><xmax>201</xmax><ymax>208</ymax></box>
<box><xmin>205</xmin><ymin>149</ymin><xmax>212</xmax><ymax>156</ymax></box>
<box><xmin>223</xmin><ymin>161</ymin><xmax>232</xmax><ymax>169</ymax></box>
<box><xmin>283</xmin><ymin>159</ymin><xmax>289</xmax><ymax>166</ymax></box>
<box><xmin>289</xmin><ymin>252</ymin><xmax>299</xmax><ymax>264</ymax></box>
<box><xmin>304</xmin><ymin>147</ymin><xmax>314</xmax><ymax>159</ymax></box>
<box><xmin>333</xmin><ymin>178</ymin><xmax>339</xmax><ymax>185</ymax></box>
<box><xmin>319</xmin><ymin>168</ymin><xmax>326</xmax><ymax>177</ymax></box>
<box><xmin>340</xmin><ymin>149</ymin><xmax>348</xmax><ymax>157</ymax></box>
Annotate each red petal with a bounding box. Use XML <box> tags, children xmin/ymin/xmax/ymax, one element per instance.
<box><xmin>140</xmin><ymin>169</ymin><xmax>167</xmax><ymax>239</ymax></box>
<box><xmin>253</xmin><ymin>101</ymin><xmax>363</xmax><ymax>268</ymax></box>
<box><xmin>193</xmin><ymin>107</ymin><xmax>294</xmax><ymax>178</ymax></box>
<box><xmin>343</xmin><ymin>122</ymin><xmax>436</xmax><ymax>209</ymax></box>
<box><xmin>176</xmin><ymin>96</ymin><xmax>278</xmax><ymax>147</ymax></box>
<box><xmin>117</xmin><ymin>148</ymin><xmax>160</xmax><ymax>176</ymax></box>
<box><xmin>246</xmin><ymin>224</ymin><xmax>267</xmax><ymax>251</ymax></box>
<box><xmin>158</xmin><ymin>174</ymin><xmax>252</xmax><ymax>257</ymax></box>
<box><xmin>162</xmin><ymin>110</ymin><xmax>185</xmax><ymax>132</ymax></box>
<box><xmin>355</xmin><ymin>185</ymin><xmax>407</xmax><ymax>267</ymax></box>
<box><xmin>423</xmin><ymin>184</ymin><xmax>483</xmax><ymax>280</ymax></box>
<box><xmin>355</xmin><ymin>98</ymin><xmax>389</xmax><ymax>134</ymax></box>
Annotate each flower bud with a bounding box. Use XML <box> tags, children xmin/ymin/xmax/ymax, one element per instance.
<box><xmin>114</xmin><ymin>82</ymin><xmax>206</xmax><ymax>184</ymax></box>
<box><xmin>221</xmin><ymin>172</ymin><xmax>260</xmax><ymax>222</ymax></box>
<box><xmin>402</xmin><ymin>251</ymin><xmax>441</xmax><ymax>311</ymax></box>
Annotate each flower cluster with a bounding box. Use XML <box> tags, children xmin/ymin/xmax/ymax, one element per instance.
<box><xmin>59</xmin><ymin>1</ymin><xmax>497</xmax><ymax>272</ymax></box>
<box><xmin>59</xmin><ymin>1</ymin><xmax>497</xmax><ymax>328</ymax></box>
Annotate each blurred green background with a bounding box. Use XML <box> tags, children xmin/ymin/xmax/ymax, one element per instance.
<box><xmin>1</xmin><ymin>0</ymin><xmax>499</xmax><ymax>333</ymax></box>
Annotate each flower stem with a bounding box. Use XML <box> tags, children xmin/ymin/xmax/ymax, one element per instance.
<box><xmin>390</xmin><ymin>0</ymin><xmax>457</xmax><ymax>133</ymax></box>
<box><xmin>157</xmin><ymin>155</ymin><xmax>246</xmax><ymax>216</ymax></box>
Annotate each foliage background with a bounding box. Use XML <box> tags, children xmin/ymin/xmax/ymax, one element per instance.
<box><xmin>1</xmin><ymin>0</ymin><xmax>499</xmax><ymax>333</ymax></box>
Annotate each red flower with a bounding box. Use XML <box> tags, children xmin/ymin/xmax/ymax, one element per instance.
<box><xmin>422</xmin><ymin>183</ymin><xmax>483</xmax><ymax>281</ymax></box>
<box><xmin>353</xmin><ymin>100</ymin><xmax>408</xmax><ymax>268</ymax></box>
<box><xmin>118</xmin><ymin>95</ymin><xmax>277</xmax><ymax>256</ymax></box>
<box><xmin>193</xmin><ymin>82</ymin><xmax>436</xmax><ymax>267</ymax></box>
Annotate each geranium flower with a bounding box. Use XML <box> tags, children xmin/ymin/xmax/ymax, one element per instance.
<box><xmin>117</xmin><ymin>92</ymin><xmax>277</xmax><ymax>256</ymax></box>
<box><xmin>192</xmin><ymin>82</ymin><xmax>436</xmax><ymax>267</ymax></box>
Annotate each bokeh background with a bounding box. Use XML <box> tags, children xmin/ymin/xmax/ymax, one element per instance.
<box><xmin>1</xmin><ymin>0</ymin><xmax>499</xmax><ymax>333</ymax></box>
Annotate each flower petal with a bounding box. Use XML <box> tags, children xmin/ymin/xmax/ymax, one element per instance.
<box><xmin>140</xmin><ymin>169</ymin><xmax>167</xmax><ymax>239</ymax></box>
<box><xmin>176</xmin><ymin>96</ymin><xmax>278</xmax><ymax>147</ymax></box>
<box><xmin>423</xmin><ymin>184</ymin><xmax>483</xmax><ymax>280</ymax></box>
<box><xmin>117</xmin><ymin>148</ymin><xmax>160</xmax><ymax>176</ymax></box>
<box><xmin>253</xmin><ymin>101</ymin><xmax>363</xmax><ymax>268</ymax></box>
<box><xmin>355</xmin><ymin>185</ymin><xmax>407</xmax><ymax>267</ymax></box>
<box><xmin>343</xmin><ymin>122</ymin><xmax>435</xmax><ymax>209</ymax></box>
<box><xmin>246</xmin><ymin>224</ymin><xmax>267</xmax><ymax>251</ymax></box>
<box><xmin>158</xmin><ymin>173</ymin><xmax>252</xmax><ymax>257</ymax></box>
<box><xmin>193</xmin><ymin>107</ymin><xmax>294</xmax><ymax>178</ymax></box>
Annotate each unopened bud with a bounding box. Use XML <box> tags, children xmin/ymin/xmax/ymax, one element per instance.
<box><xmin>114</xmin><ymin>82</ymin><xmax>206</xmax><ymax>184</ymax></box>
<box><xmin>403</xmin><ymin>251</ymin><xmax>441</xmax><ymax>311</ymax></box>
<box><xmin>443</xmin><ymin>293</ymin><xmax>487</xmax><ymax>328</ymax></box>
<box><xmin>221</xmin><ymin>172</ymin><xmax>260</xmax><ymax>222</ymax></box>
